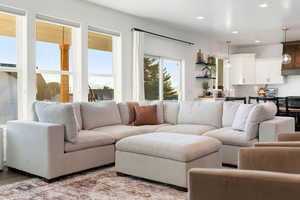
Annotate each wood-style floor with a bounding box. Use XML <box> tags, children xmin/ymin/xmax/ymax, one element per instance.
<box><xmin>0</xmin><ymin>166</ymin><xmax>32</xmax><ymax>186</ymax></box>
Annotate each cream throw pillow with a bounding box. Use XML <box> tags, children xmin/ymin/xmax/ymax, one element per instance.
<box><xmin>232</xmin><ymin>104</ymin><xmax>256</xmax><ymax>131</ymax></box>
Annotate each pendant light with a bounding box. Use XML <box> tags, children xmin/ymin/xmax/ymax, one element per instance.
<box><xmin>282</xmin><ymin>27</ymin><xmax>292</xmax><ymax>65</ymax></box>
<box><xmin>225</xmin><ymin>41</ymin><xmax>231</xmax><ymax>68</ymax></box>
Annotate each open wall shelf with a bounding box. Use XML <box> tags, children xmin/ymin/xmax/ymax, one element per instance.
<box><xmin>195</xmin><ymin>76</ymin><xmax>216</xmax><ymax>80</ymax></box>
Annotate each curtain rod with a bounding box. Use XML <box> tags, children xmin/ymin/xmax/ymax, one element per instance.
<box><xmin>132</xmin><ymin>28</ymin><xmax>195</xmax><ymax>46</ymax></box>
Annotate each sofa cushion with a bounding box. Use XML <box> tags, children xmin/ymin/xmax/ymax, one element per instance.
<box><xmin>93</xmin><ymin>125</ymin><xmax>149</xmax><ymax>141</ymax></box>
<box><xmin>245</xmin><ymin>102</ymin><xmax>277</xmax><ymax>140</ymax></box>
<box><xmin>163</xmin><ymin>101</ymin><xmax>179</xmax><ymax>124</ymax></box>
<box><xmin>35</xmin><ymin>102</ymin><xmax>78</xmax><ymax>143</ymax></box>
<box><xmin>232</xmin><ymin>104</ymin><xmax>256</xmax><ymax>131</ymax></box>
<box><xmin>222</xmin><ymin>102</ymin><xmax>241</xmax><ymax>127</ymax></box>
<box><xmin>137</xmin><ymin>124</ymin><xmax>171</xmax><ymax>133</ymax></box>
<box><xmin>156</xmin><ymin>124</ymin><xmax>215</xmax><ymax>135</ymax></box>
<box><xmin>203</xmin><ymin>127</ymin><xmax>258</xmax><ymax>147</ymax></box>
<box><xmin>178</xmin><ymin>101</ymin><xmax>223</xmax><ymax>128</ymax></box>
<box><xmin>139</xmin><ymin>101</ymin><xmax>164</xmax><ymax>124</ymax></box>
<box><xmin>64</xmin><ymin>130</ymin><xmax>115</xmax><ymax>153</ymax></box>
<box><xmin>116</xmin><ymin>133</ymin><xmax>222</xmax><ymax>162</ymax></box>
<box><xmin>81</xmin><ymin>101</ymin><xmax>121</xmax><ymax>130</ymax></box>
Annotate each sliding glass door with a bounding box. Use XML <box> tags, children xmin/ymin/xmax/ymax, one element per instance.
<box><xmin>144</xmin><ymin>55</ymin><xmax>182</xmax><ymax>101</ymax></box>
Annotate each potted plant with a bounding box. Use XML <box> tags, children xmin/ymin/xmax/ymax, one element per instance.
<box><xmin>202</xmin><ymin>81</ymin><xmax>209</xmax><ymax>96</ymax></box>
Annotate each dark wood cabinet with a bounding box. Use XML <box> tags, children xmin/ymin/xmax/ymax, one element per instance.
<box><xmin>282</xmin><ymin>41</ymin><xmax>300</xmax><ymax>70</ymax></box>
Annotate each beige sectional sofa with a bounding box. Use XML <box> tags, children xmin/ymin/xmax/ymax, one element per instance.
<box><xmin>6</xmin><ymin>100</ymin><xmax>295</xmax><ymax>180</ymax></box>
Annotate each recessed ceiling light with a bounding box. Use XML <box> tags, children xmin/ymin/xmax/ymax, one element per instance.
<box><xmin>196</xmin><ymin>16</ymin><xmax>205</xmax><ymax>20</ymax></box>
<box><xmin>255</xmin><ymin>40</ymin><xmax>261</xmax><ymax>43</ymax></box>
<box><xmin>232</xmin><ymin>31</ymin><xmax>239</xmax><ymax>34</ymax></box>
<box><xmin>259</xmin><ymin>3</ymin><xmax>268</xmax><ymax>8</ymax></box>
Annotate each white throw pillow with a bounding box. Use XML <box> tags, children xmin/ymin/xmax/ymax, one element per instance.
<box><xmin>245</xmin><ymin>102</ymin><xmax>277</xmax><ymax>139</ymax></box>
<box><xmin>139</xmin><ymin>101</ymin><xmax>164</xmax><ymax>124</ymax></box>
<box><xmin>117</xmin><ymin>102</ymin><xmax>130</xmax><ymax>125</ymax></box>
<box><xmin>35</xmin><ymin>102</ymin><xmax>78</xmax><ymax>143</ymax></box>
<box><xmin>232</xmin><ymin>104</ymin><xmax>256</xmax><ymax>131</ymax></box>
<box><xmin>81</xmin><ymin>101</ymin><xmax>122</xmax><ymax>130</ymax></box>
<box><xmin>222</xmin><ymin>102</ymin><xmax>241</xmax><ymax>127</ymax></box>
<box><xmin>163</xmin><ymin>101</ymin><xmax>180</xmax><ymax>124</ymax></box>
<box><xmin>178</xmin><ymin>101</ymin><xmax>223</xmax><ymax>128</ymax></box>
<box><xmin>70</xmin><ymin>103</ymin><xmax>82</xmax><ymax>131</ymax></box>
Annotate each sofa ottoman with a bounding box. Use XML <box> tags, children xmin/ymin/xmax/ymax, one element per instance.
<box><xmin>115</xmin><ymin>132</ymin><xmax>222</xmax><ymax>188</ymax></box>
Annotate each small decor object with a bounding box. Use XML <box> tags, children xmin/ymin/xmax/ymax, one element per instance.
<box><xmin>207</xmin><ymin>56</ymin><xmax>216</xmax><ymax>65</ymax></box>
<box><xmin>202</xmin><ymin>81</ymin><xmax>209</xmax><ymax>96</ymax></box>
<box><xmin>197</xmin><ymin>49</ymin><xmax>204</xmax><ymax>63</ymax></box>
<box><xmin>257</xmin><ymin>85</ymin><xmax>268</xmax><ymax>97</ymax></box>
<box><xmin>201</xmin><ymin>65</ymin><xmax>211</xmax><ymax>78</ymax></box>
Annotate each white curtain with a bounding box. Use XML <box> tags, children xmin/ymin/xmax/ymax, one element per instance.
<box><xmin>132</xmin><ymin>30</ymin><xmax>145</xmax><ymax>101</ymax></box>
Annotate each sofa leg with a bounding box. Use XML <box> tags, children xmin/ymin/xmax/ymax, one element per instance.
<box><xmin>42</xmin><ymin>178</ymin><xmax>57</xmax><ymax>183</ymax></box>
<box><xmin>173</xmin><ymin>185</ymin><xmax>188</xmax><ymax>192</ymax></box>
<box><xmin>116</xmin><ymin>172</ymin><xmax>127</xmax><ymax>177</ymax></box>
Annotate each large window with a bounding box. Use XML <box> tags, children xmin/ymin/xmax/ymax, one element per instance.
<box><xmin>0</xmin><ymin>13</ymin><xmax>17</xmax><ymax>125</ymax></box>
<box><xmin>144</xmin><ymin>56</ymin><xmax>181</xmax><ymax>101</ymax></box>
<box><xmin>88</xmin><ymin>31</ymin><xmax>114</xmax><ymax>101</ymax></box>
<box><xmin>36</xmin><ymin>21</ymin><xmax>73</xmax><ymax>102</ymax></box>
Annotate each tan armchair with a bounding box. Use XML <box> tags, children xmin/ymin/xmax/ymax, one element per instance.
<box><xmin>188</xmin><ymin>133</ymin><xmax>300</xmax><ymax>200</ymax></box>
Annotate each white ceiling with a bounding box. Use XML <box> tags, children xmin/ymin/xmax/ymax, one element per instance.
<box><xmin>86</xmin><ymin>0</ymin><xmax>300</xmax><ymax>46</ymax></box>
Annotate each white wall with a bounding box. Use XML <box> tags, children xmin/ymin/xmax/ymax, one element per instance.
<box><xmin>232</xmin><ymin>43</ymin><xmax>300</xmax><ymax>97</ymax></box>
<box><xmin>0</xmin><ymin>0</ymin><xmax>224</xmax><ymax>103</ymax></box>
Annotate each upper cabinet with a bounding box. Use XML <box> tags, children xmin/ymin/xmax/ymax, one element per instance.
<box><xmin>256</xmin><ymin>58</ymin><xmax>283</xmax><ymax>84</ymax></box>
<box><xmin>230</xmin><ymin>54</ymin><xmax>283</xmax><ymax>85</ymax></box>
<box><xmin>282</xmin><ymin>41</ymin><xmax>300</xmax><ymax>70</ymax></box>
<box><xmin>230</xmin><ymin>54</ymin><xmax>256</xmax><ymax>85</ymax></box>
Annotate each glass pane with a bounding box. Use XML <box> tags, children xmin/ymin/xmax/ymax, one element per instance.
<box><xmin>0</xmin><ymin>13</ymin><xmax>17</xmax><ymax>124</ymax></box>
<box><xmin>88</xmin><ymin>49</ymin><xmax>113</xmax><ymax>74</ymax></box>
<box><xmin>36</xmin><ymin>41</ymin><xmax>60</xmax><ymax>71</ymax></box>
<box><xmin>163</xmin><ymin>60</ymin><xmax>179</xmax><ymax>100</ymax></box>
<box><xmin>36</xmin><ymin>21</ymin><xmax>72</xmax><ymax>72</ymax></box>
<box><xmin>144</xmin><ymin>57</ymin><xmax>159</xmax><ymax>100</ymax></box>
<box><xmin>88</xmin><ymin>76</ymin><xmax>114</xmax><ymax>101</ymax></box>
<box><xmin>36</xmin><ymin>73</ymin><xmax>73</xmax><ymax>102</ymax></box>
<box><xmin>0</xmin><ymin>36</ymin><xmax>16</xmax><ymax>66</ymax></box>
<box><xmin>0</xmin><ymin>72</ymin><xmax>17</xmax><ymax>124</ymax></box>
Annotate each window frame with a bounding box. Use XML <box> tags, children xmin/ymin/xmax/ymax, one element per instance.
<box><xmin>144</xmin><ymin>54</ymin><xmax>183</xmax><ymax>101</ymax></box>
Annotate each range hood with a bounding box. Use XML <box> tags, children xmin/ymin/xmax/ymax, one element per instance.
<box><xmin>281</xmin><ymin>40</ymin><xmax>300</xmax><ymax>76</ymax></box>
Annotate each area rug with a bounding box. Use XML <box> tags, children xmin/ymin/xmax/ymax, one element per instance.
<box><xmin>0</xmin><ymin>167</ymin><xmax>187</xmax><ymax>200</ymax></box>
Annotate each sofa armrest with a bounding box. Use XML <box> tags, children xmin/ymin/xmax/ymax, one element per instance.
<box><xmin>259</xmin><ymin>116</ymin><xmax>295</xmax><ymax>142</ymax></box>
<box><xmin>188</xmin><ymin>168</ymin><xmax>300</xmax><ymax>200</ymax></box>
<box><xmin>239</xmin><ymin>147</ymin><xmax>300</xmax><ymax>174</ymax></box>
<box><xmin>7</xmin><ymin>120</ymin><xmax>65</xmax><ymax>179</ymax></box>
<box><xmin>255</xmin><ymin>142</ymin><xmax>300</xmax><ymax>147</ymax></box>
<box><xmin>278</xmin><ymin>133</ymin><xmax>300</xmax><ymax>141</ymax></box>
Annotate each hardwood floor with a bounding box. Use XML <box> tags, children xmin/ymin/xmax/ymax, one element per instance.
<box><xmin>0</xmin><ymin>166</ymin><xmax>32</xmax><ymax>186</ymax></box>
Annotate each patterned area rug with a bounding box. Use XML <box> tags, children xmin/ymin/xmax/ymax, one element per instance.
<box><xmin>0</xmin><ymin>167</ymin><xmax>187</xmax><ymax>200</ymax></box>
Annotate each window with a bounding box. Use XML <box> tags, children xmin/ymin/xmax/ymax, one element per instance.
<box><xmin>88</xmin><ymin>31</ymin><xmax>114</xmax><ymax>101</ymax></box>
<box><xmin>0</xmin><ymin>13</ymin><xmax>17</xmax><ymax>125</ymax></box>
<box><xmin>36</xmin><ymin>20</ymin><xmax>73</xmax><ymax>102</ymax></box>
<box><xmin>144</xmin><ymin>56</ymin><xmax>181</xmax><ymax>101</ymax></box>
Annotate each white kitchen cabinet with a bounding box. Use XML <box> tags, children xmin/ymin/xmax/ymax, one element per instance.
<box><xmin>230</xmin><ymin>54</ymin><xmax>256</xmax><ymax>85</ymax></box>
<box><xmin>255</xmin><ymin>58</ymin><xmax>283</xmax><ymax>84</ymax></box>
